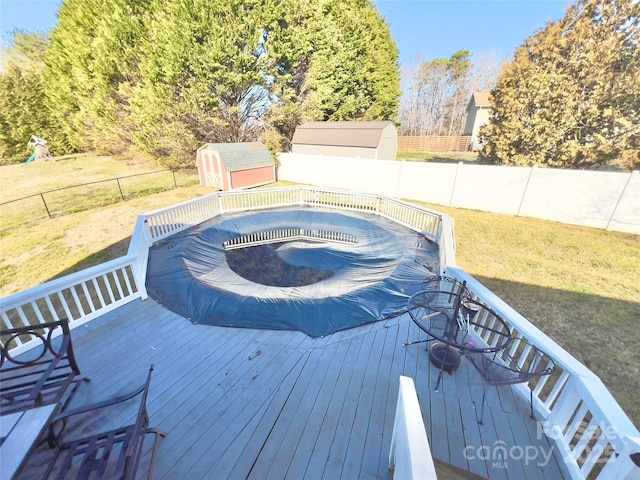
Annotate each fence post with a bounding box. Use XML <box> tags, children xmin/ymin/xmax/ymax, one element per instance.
<box><xmin>449</xmin><ymin>162</ymin><xmax>463</xmax><ymax>206</ymax></box>
<box><xmin>116</xmin><ymin>178</ymin><xmax>124</xmax><ymax>200</ymax></box>
<box><xmin>395</xmin><ymin>160</ymin><xmax>405</xmax><ymax>199</ymax></box>
<box><xmin>606</xmin><ymin>170</ymin><xmax>637</xmax><ymax>231</ymax></box>
<box><xmin>40</xmin><ymin>193</ymin><xmax>52</xmax><ymax>219</ymax></box>
<box><xmin>517</xmin><ymin>165</ymin><xmax>537</xmax><ymax>216</ymax></box>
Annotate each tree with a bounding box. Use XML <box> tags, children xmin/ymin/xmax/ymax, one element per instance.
<box><xmin>131</xmin><ymin>0</ymin><xmax>280</xmax><ymax>168</ymax></box>
<box><xmin>400</xmin><ymin>50</ymin><xmax>472</xmax><ymax>136</ymax></box>
<box><xmin>480</xmin><ymin>0</ymin><xmax>640</xmax><ymax>170</ymax></box>
<box><xmin>301</xmin><ymin>0</ymin><xmax>400</xmax><ymax>122</ymax></box>
<box><xmin>132</xmin><ymin>0</ymin><xmax>399</xmax><ymax>167</ymax></box>
<box><xmin>36</xmin><ymin>0</ymin><xmax>400</xmax><ymax>167</ymax></box>
<box><xmin>0</xmin><ymin>30</ymin><xmax>51</xmax><ymax>164</ymax></box>
<box><xmin>44</xmin><ymin>0</ymin><xmax>149</xmax><ymax>156</ymax></box>
<box><xmin>267</xmin><ymin>0</ymin><xmax>400</xmax><ymax>151</ymax></box>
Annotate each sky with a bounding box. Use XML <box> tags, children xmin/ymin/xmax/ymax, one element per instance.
<box><xmin>1</xmin><ymin>0</ymin><xmax>572</xmax><ymax>65</ymax></box>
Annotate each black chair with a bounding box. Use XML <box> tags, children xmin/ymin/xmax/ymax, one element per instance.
<box><xmin>465</xmin><ymin>337</ymin><xmax>555</xmax><ymax>424</ymax></box>
<box><xmin>1</xmin><ymin>318</ymin><xmax>88</xmax><ymax>415</ymax></box>
<box><xmin>44</xmin><ymin>365</ymin><xmax>166</xmax><ymax>480</ymax></box>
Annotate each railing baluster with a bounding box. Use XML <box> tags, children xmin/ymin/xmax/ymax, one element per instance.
<box><xmin>30</xmin><ymin>301</ymin><xmax>46</xmax><ymax>324</ymax></box>
<box><xmin>91</xmin><ymin>277</ymin><xmax>106</xmax><ymax>308</ymax></box>
<box><xmin>56</xmin><ymin>291</ymin><xmax>74</xmax><ymax>321</ymax></box>
<box><xmin>80</xmin><ymin>282</ymin><xmax>95</xmax><ymax>313</ymax></box>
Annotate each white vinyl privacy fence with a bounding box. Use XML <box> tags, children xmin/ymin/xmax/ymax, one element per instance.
<box><xmin>277</xmin><ymin>153</ymin><xmax>640</xmax><ymax>234</ymax></box>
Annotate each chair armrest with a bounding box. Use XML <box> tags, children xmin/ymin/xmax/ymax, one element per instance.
<box><xmin>48</xmin><ymin>381</ymin><xmax>146</xmax><ymax>444</ymax></box>
<box><xmin>48</xmin><ymin>365</ymin><xmax>154</xmax><ymax>445</ymax></box>
<box><xmin>29</xmin><ymin>334</ymin><xmax>72</xmax><ymax>400</ymax></box>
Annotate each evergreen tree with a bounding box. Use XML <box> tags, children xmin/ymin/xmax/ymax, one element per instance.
<box><xmin>266</xmin><ymin>0</ymin><xmax>399</xmax><ymax>151</ymax></box>
<box><xmin>44</xmin><ymin>0</ymin><xmax>149</xmax><ymax>156</ymax></box>
<box><xmin>131</xmin><ymin>0</ymin><xmax>281</xmax><ymax>167</ymax></box>
<box><xmin>480</xmin><ymin>0</ymin><xmax>639</xmax><ymax>170</ymax></box>
<box><xmin>15</xmin><ymin>0</ymin><xmax>400</xmax><ymax>167</ymax></box>
<box><xmin>0</xmin><ymin>31</ymin><xmax>51</xmax><ymax>164</ymax></box>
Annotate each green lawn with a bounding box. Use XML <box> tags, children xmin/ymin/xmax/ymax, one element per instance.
<box><xmin>0</xmin><ymin>154</ymin><xmax>162</xmax><ymax>202</ymax></box>
<box><xmin>397</xmin><ymin>151</ymin><xmax>479</xmax><ymax>163</ymax></box>
<box><xmin>0</xmin><ymin>155</ymin><xmax>638</xmax><ymax>427</ymax></box>
<box><xmin>0</xmin><ymin>155</ymin><xmax>198</xmax><ymax>231</ymax></box>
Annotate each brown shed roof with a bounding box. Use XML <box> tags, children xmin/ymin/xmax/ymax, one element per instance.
<box><xmin>292</xmin><ymin>121</ymin><xmax>395</xmax><ymax>148</ymax></box>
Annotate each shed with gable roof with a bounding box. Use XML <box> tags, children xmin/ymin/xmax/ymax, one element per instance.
<box><xmin>196</xmin><ymin>142</ymin><xmax>276</xmax><ymax>190</ymax></box>
<box><xmin>291</xmin><ymin>121</ymin><xmax>397</xmax><ymax>160</ymax></box>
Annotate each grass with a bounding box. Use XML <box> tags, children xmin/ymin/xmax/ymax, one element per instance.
<box><xmin>0</xmin><ymin>154</ymin><xmax>158</xmax><ymax>201</ymax></box>
<box><xmin>0</xmin><ymin>154</ymin><xmax>638</xmax><ymax>428</ymax></box>
<box><xmin>397</xmin><ymin>151</ymin><xmax>479</xmax><ymax>163</ymax></box>
<box><xmin>0</xmin><ymin>155</ymin><xmax>198</xmax><ymax>231</ymax></box>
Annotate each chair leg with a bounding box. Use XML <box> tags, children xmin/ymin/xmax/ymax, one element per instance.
<box><xmin>144</xmin><ymin>428</ymin><xmax>168</xmax><ymax>480</ymax></box>
<box><xmin>529</xmin><ymin>388</ymin><xmax>535</xmax><ymax>419</ymax></box>
<box><xmin>478</xmin><ymin>388</ymin><xmax>487</xmax><ymax>425</ymax></box>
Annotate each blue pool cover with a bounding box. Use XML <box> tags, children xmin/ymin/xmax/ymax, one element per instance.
<box><xmin>145</xmin><ymin>207</ymin><xmax>439</xmax><ymax>337</ymax></box>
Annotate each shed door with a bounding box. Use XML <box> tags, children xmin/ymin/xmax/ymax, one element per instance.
<box><xmin>206</xmin><ymin>172</ymin><xmax>222</xmax><ymax>189</ymax></box>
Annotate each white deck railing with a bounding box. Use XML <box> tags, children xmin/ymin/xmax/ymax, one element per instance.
<box><xmin>1</xmin><ymin>186</ymin><xmax>638</xmax><ymax>479</ymax></box>
<box><xmin>389</xmin><ymin>376</ymin><xmax>438</xmax><ymax>479</ymax></box>
<box><xmin>223</xmin><ymin>228</ymin><xmax>358</xmax><ymax>250</ymax></box>
<box><xmin>447</xmin><ymin>266</ymin><xmax>640</xmax><ymax>479</ymax></box>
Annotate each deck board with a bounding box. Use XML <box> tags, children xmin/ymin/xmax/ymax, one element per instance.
<box><xmin>16</xmin><ymin>299</ymin><xmax>567</xmax><ymax>480</ymax></box>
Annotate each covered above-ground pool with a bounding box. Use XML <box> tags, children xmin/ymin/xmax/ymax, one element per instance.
<box><xmin>145</xmin><ymin>207</ymin><xmax>439</xmax><ymax>337</ymax></box>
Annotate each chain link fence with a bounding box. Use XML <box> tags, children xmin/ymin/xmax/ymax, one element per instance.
<box><xmin>0</xmin><ymin>169</ymin><xmax>199</xmax><ymax>233</ymax></box>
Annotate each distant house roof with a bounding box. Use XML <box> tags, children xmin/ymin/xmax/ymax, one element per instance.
<box><xmin>292</xmin><ymin>121</ymin><xmax>395</xmax><ymax>148</ymax></box>
<box><xmin>469</xmin><ymin>91</ymin><xmax>491</xmax><ymax>108</ymax></box>
<box><xmin>204</xmin><ymin>142</ymin><xmax>274</xmax><ymax>172</ymax></box>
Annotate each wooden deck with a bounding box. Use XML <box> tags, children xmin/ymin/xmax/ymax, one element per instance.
<box><xmin>19</xmin><ymin>298</ymin><xmax>567</xmax><ymax>479</ymax></box>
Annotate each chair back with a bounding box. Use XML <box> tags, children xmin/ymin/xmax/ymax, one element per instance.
<box><xmin>123</xmin><ymin>365</ymin><xmax>155</xmax><ymax>480</ymax></box>
<box><xmin>1</xmin><ymin>318</ymin><xmax>81</xmax><ymax>414</ymax></box>
<box><xmin>467</xmin><ymin>337</ymin><xmax>555</xmax><ymax>386</ymax></box>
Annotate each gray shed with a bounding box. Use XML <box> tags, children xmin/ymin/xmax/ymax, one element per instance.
<box><xmin>292</xmin><ymin>121</ymin><xmax>397</xmax><ymax>160</ymax></box>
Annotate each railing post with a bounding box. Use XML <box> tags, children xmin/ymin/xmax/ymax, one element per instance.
<box><xmin>597</xmin><ymin>435</ymin><xmax>640</xmax><ymax>479</ymax></box>
<box><xmin>389</xmin><ymin>376</ymin><xmax>437</xmax><ymax>479</ymax></box>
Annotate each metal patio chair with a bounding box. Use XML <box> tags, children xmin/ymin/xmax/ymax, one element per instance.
<box><xmin>465</xmin><ymin>337</ymin><xmax>555</xmax><ymax>424</ymax></box>
<box><xmin>44</xmin><ymin>365</ymin><xmax>166</xmax><ymax>480</ymax></box>
<box><xmin>1</xmin><ymin>318</ymin><xmax>88</xmax><ymax>415</ymax></box>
